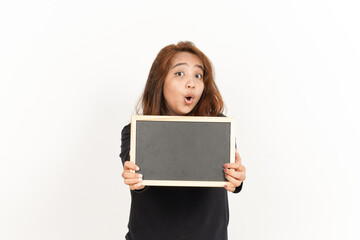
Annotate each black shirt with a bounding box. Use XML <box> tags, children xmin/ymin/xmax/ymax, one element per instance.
<box><xmin>120</xmin><ymin>123</ymin><xmax>242</xmax><ymax>240</ymax></box>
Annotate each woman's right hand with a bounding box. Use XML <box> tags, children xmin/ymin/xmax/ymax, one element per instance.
<box><xmin>122</xmin><ymin>161</ymin><xmax>145</xmax><ymax>190</ymax></box>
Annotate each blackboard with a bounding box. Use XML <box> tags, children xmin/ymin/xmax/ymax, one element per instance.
<box><xmin>130</xmin><ymin>115</ymin><xmax>235</xmax><ymax>187</ymax></box>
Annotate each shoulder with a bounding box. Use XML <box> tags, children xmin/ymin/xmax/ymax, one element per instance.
<box><xmin>122</xmin><ymin>123</ymin><xmax>131</xmax><ymax>133</ymax></box>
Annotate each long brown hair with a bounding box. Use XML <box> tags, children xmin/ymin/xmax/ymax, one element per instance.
<box><xmin>136</xmin><ymin>41</ymin><xmax>224</xmax><ymax>116</ymax></box>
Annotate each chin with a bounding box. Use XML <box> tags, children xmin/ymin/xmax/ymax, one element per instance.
<box><xmin>173</xmin><ymin>108</ymin><xmax>191</xmax><ymax>116</ymax></box>
<box><xmin>183</xmin><ymin>107</ymin><xmax>195</xmax><ymax>115</ymax></box>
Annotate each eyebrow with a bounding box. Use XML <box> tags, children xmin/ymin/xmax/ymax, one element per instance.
<box><xmin>172</xmin><ymin>63</ymin><xmax>204</xmax><ymax>72</ymax></box>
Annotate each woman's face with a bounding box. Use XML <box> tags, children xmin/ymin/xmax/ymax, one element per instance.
<box><xmin>163</xmin><ymin>52</ymin><xmax>205</xmax><ymax>116</ymax></box>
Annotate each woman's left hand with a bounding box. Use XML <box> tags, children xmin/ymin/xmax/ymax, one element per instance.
<box><xmin>223</xmin><ymin>149</ymin><xmax>246</xmax><ymax>192</ymax></box>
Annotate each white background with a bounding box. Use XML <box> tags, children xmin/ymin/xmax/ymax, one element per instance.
<box><xmin>1</xmin><ymin>0</ymin><xmax>359</xmax><ymax>239</ymax></box>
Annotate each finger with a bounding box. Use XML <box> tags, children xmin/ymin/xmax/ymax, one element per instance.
<box><xmin>124</xmin><ymin>161</ymin><xmax>140</xmax><ymax>171</ymax></box>
<box><xmin>225</xmin><ymin>173</ymin><xmax>242</xmax><ymax>188</ymax></box>
<box><xmin>229</xmin><ymin>171</ymin><xmax>246</xmax><ymax>182</ymax></box>
<box><xmin>223</xmin><ymin>162</ymin><xmax>240</xmax><ymax>170</ymax></box>
<box><xmin>224</xmin><ymin>182</ymin><xmax>236</xmax><ymax>192</ymax></box>
<box><xmin>124</xmin><ymin>177</ymin><xmax>143</xmax><ymax>186</ymax></box>
<box><xmin>129</xmin><ymin>182</ymin><xmax>145</xmax><ymax>191</ymax></box>
<box><xmin>122</xmin><ymin>171</ymin><xmax>143</xmax><ymax>180</ymax></box>
<box><xmin>224</xmin><ymin>168</ymin><xmax>241</xmax><ymax>180</ymax></box>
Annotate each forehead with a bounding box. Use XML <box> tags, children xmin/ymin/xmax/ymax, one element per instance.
<box><xmin>171</xmin><ymin>52</ymin><xmax>203</xmax><ymax>67</ymax></box>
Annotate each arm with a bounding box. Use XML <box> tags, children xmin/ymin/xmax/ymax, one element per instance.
<box><xmin>120</xmin><ymin>123</ymin><xmax>146</xmax><ymax>191</ymax></box>
<box><xmin>223</xmin><ymin>149</ymin><xmax>246</xmax><ymax>193</ymax></box>
<box><xmin>217</xmin><ymin>114</ymin><xmax>246</xmax><ymax>193</ymax></box>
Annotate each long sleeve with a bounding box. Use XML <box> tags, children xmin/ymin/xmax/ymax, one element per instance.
<box><xmin>119</xmin><ymin>123</ymin><xmax>131</xmax><ymax>166</ymax></box>
<box><xmin>234</xmin><ymin>182</ymin><xmax>243</xmax><ymax>193</ymax></box>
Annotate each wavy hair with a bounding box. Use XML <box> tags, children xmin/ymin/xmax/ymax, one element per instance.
<box><xmin>136</xmin><ymin>41</ymin><xmax>224</xmax><ymax>116</ymax></box>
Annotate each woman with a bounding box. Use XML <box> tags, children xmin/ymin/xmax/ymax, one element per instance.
<box><xmin>120</xmin><ymin>41</ymin><xmax>246</xmax><ymax>240</ymax></box>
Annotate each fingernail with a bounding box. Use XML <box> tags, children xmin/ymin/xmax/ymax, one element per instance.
<box><xmin>138</xmin><ymin>174</ymin><xmax>143</xmax><ymax>178</ymax></box>
<box><xmin>138</xmin><ymin>178</ymin><xmax>142</xmax><ymax>182</ymax></box>
<box><xmin>136</xmin><ymin>166</ymin><xmax>140</xmax><ymax>171</ymax></box>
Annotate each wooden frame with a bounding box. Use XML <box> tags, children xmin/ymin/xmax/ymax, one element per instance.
<box><xmin>130</xmin><ymin>115</ymin><xmax>235</xmax><ymax>187</ymax></box>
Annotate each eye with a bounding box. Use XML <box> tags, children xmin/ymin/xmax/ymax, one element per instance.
<box><xmin>175</xmin><ymin>72</ymin><xmax>184</xmax><ymax>77</ymax></box>
<box><xmin>195</xmin><ymin>73</ymin><xmax>203</xmax><ymax>79</ymax></box>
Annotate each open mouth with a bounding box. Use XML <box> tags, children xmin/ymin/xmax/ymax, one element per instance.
<box><xmin>184</xmin><ymin>95</ymin><xmax>194</xmax><ymax>105</ymax></box>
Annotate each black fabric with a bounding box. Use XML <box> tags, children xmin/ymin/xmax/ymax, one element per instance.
<box><xmin>120</xmin><ymin>123</ymin><xmax>242</xmax><ymax>240</ymax></box>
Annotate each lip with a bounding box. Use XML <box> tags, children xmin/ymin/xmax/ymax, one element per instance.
<box><xmin>184</xmin><ymin>94</ymin><xmax>195</xmax><ymax>105</ymax></box>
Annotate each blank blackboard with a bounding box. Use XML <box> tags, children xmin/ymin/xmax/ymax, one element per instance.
<box><xmin>130</xmin><ymin>115</ymin><xmax>235</xmax><ymax>187</ymax></box>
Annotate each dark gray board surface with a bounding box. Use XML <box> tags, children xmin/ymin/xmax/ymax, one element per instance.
<box><xmin>135</xmin><ymin>121</ymin><xmax>231</xmax><ymax>181</ymax></box>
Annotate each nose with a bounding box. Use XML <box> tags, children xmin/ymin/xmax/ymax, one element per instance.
<box><xmin>186</xmin><ymin>79</ymin><xmax>195</xmax><ymax>89</ymax></box>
